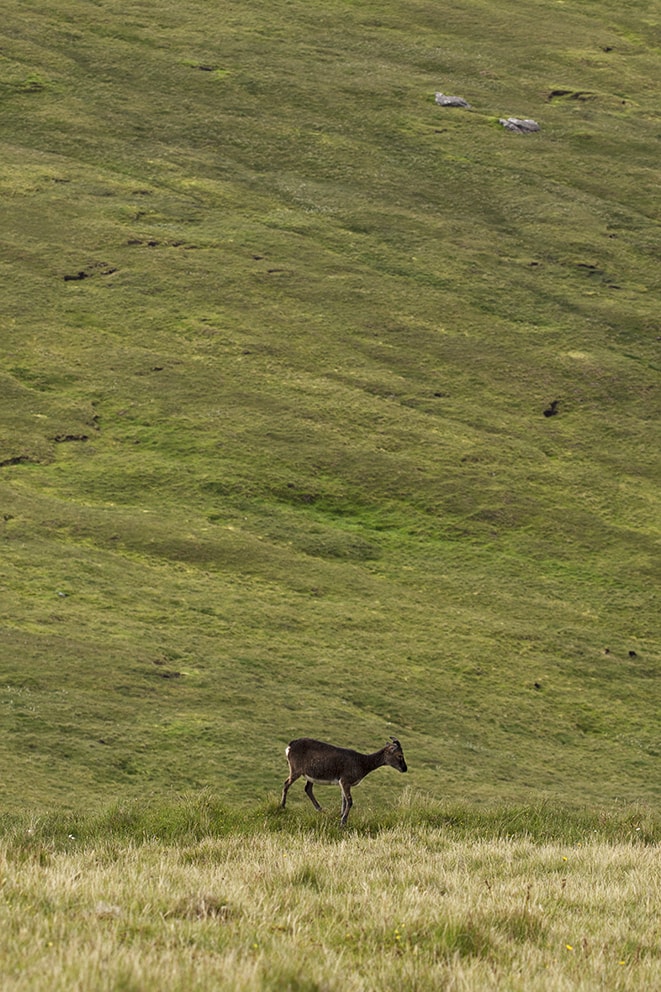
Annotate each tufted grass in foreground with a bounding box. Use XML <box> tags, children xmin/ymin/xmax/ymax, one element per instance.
<box><xmin>2</xmin><ymin>790</ymin><xmax>659</xmax><ymax>848</ymax></box>
<box><xmin>0</xmin><ymin>797</ymin><xmax>658</xmax><ymax>991</ymax></box>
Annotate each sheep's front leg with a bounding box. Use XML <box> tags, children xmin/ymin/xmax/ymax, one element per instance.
<box><xmin>339</xmin><ymin>780</ymin><xmax>353</xmax><ymax>826</ymax></box>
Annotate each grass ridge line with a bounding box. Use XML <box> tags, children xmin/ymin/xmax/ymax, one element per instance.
<box><xmin>2</xmin><ymin>792</ymin><xmax>657</xmax><ymax>850</ymax></box>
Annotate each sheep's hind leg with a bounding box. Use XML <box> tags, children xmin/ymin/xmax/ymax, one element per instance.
<box><xmin>304</xmin><ymin>779</ymin><xmax>322</xmax><ymax>811</ymax></box>
<box><xmin>281</xmin><ymin>772</ymin><xmax>300</xmax><ymax>808</ymax></box>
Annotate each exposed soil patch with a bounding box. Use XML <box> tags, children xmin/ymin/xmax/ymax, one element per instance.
<box><xmin>63</xmin><ymin>261</ymin><xmax>117</xmax><ymax>281</ymax></box>
<box><xmin>547</xmin><ymin>89</ymin><xmax>596</xmax><ymax>101</ymax></box>
<box><xmin>0</xmin><ymin>455</ymin><xmax>36</xmax><ymax>467</ymax></box>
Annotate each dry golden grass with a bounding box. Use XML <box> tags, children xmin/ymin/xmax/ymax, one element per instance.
<box><xmin>1</xmin><ymin>823</ymin><xmax>658</xmax><ymax>991</ymax></box>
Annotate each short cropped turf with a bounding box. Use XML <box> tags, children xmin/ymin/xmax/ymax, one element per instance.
<box><xmin>0</xmin><ymin>0</ymin><xmax>659</xmax><ymax>821</ymax></box>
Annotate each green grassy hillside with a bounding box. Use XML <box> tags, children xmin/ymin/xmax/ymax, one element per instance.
<box><xmin>1</xmin><ymin>0</ymin><xmax>659</xmax><ymax>813</ymax></box>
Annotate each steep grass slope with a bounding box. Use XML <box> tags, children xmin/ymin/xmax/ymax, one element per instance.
<box><xmin>0</xmin><ymin>0</ymin><xmax>659</xmax><ymax>812</ymax></box>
